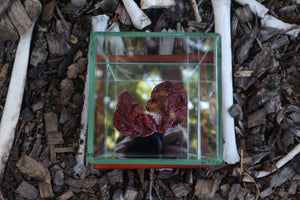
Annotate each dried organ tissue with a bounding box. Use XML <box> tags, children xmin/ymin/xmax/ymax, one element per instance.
<box><xmin>113</xmin><ymin>81</ymin><xmax>187</xmax><ymax>138</ymax></box>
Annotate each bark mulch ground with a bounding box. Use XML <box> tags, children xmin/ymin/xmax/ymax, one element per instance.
<box><xmin>0</xmin><ymin>0</ymin><xmax>299</xmax><ymax>199</ymax></box>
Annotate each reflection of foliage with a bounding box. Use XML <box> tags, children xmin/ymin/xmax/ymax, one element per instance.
<box><xmin>107</xmin><ymin>135</ymin><xmax>115</xmax><ymax>149</ymax></box>
<box><xmin>94</xmin><ymin>61</ymin><xmax>218</xmax><ymax>158</ymax></box>
<box><xmin>136</xmin><ymin>71</ymin><xmax>161</xmax><ymax>101</ymax></box>
<box><xmin>186</xmin><ymin>64</ymin><xmax>218</xmax><ymax>157</ymax></box>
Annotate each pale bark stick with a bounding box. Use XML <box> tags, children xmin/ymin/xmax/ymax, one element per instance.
<box><xmin>255</xmin><ymin>143</ymin><xmax>300</xmax><ymax>178</ymax></box>
<box><xmin>122</xmin><ymin>0</ymin><xmax>151</xmax><ymax>30</ymax></box>
<box><xmin>261</xmin><ymin>14</ymin><xmax>300</xmax><ymax>37</ymax></box>
<box><xmin>73</xmin><ymin>14</ymin><xmax>110</xmax><ymax>176</ymax></box>
<box><xmin>212</xmin><ymin>0</ymin><xmax>240</xmax><ymax>164</ymax></box>
<box><xmin>234</xmin><ymin>0</ymin><xmax>300</xmax><ymax>37</ymax></box>
<box><xmin>234</xmin><ymin>0</ymin><xmax>268</xmax><ymax>18</ymax></box>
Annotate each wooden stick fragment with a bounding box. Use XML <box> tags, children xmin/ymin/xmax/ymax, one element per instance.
<box><xmin>141</xmin><ymin>0</ymin><xmax>175</xmax><ymax>9</ymax></box>
<box><xmin>147</xmin><ymin>169</ymin><xmax>154</xmax><ymax>200</ymax></box>
<box><xmin>211</xmin><ymin>0</ymin><xmax>240</xmax><ymax>164</ymax></box>
<box><xmin>122</xmin><ymin>0</ymin><xmax>151</xmax><ymax>29</ymax></box>
<box><xmin>73</xmin><ymin>14</ymin><xmax>110</xmax><ymax>176</ymax></box>
<box><xmin>156</xmin><ymin>178</ymin><xmax>175</xmax><ymax>198</ymax></box>
<box><xmin>255</xmin><ymin>143</ymin><xmax>300</xmax><ymax>178</ymax></box>
<box><xmin>234</xmin><ymin>0</ymin><xmax>268</xmax><ymax>18</ymax></box>
<box><xmin>189</xmin><ymin>0</ymin><xmax>201</xmax><ymax>23</ymax></box>
<box><xmin>261</xmin><ymin>14</ymin><xmax>300</xmax><ymax>37</ymax></box>
<box><xmin>234</xmin><ymin>0</ymin><xmax>300</xmax><ymax>37</ymax></box>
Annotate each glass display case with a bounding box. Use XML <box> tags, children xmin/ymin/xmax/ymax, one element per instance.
<box><xmin>88</xmin><ymin>32</ymin><xmax>222</xmax><ymax>168</ymax></box>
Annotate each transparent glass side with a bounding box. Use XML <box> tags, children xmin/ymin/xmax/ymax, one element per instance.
<box><xmin>88</xmin><ymin>32</ymin><xmax>222</xmax><ymax>165</ymax></box>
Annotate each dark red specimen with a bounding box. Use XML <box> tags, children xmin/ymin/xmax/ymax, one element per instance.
<box><xmin>113</xmin><ymin>91</ymin><xmax>156</xmax><ymax>138</ymax></box>
<box><xmin>146</xmin><ymin>81</ymin><xmax>188</xmax><ymax>133</ymax></box>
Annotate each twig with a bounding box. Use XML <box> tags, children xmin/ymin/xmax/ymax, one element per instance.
<box><xmin>190</xmin><ymin>0</ymin><xmax>202</xmax><ymax>23</ymax></box>
<box><xmin>211</xmin><ymin>0</ymin><xmax>240</xmax><ymax>164</ymax></box>
<box><xmin>255</xmin><ymin>143</ymin><xmax>300</xmax><ymax>178</ymax></box>
<box><xmin>156</xmin><ymin>178</ymin><xmax>175</xmax><ymax>198</ymax></box>
<box><xmin>146</xmin><ymin>169</ymin><xmax>154</xmax><ymax>200</ymax></box>
<box><xmin>0</xmin><ymin>0</ymin><xmax>42</xmax><ymax>177</ymax></box>
<box><xmin>244</xmin><ymin>172</ymin><xmax>260</xmax><ymax>200</ymax></box>
<box><xmin>73</xmin><ymin>14</ymin><xmax>110</xmax><ymax>176</ymax></box>
<box><xmin>153</xmin><ymin>185</ymin><xmax>162</xmax><ymax>200</ymax></box>
<box><xmin>138</xmin><ymin>169</ymin><xmax>144</xmax><ymax>183</ymax></box>
<box><xmin>240</xmin><ymin>149</ymin><xmax>244</xmax><ymax>176</ymax></box>
<box><xmin>55</xmin><ymin>5</ymin><xmax>70</xmax><ymax>32</ymax></box>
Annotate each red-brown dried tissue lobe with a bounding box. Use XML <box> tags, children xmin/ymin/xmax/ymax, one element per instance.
<box><xmin>113</xmin><ymin>91</ymin><xmax>156</xmax><ymax>138</ymax></box>
<box><xmin>146</xmin><ymin>81</ymin><xmax>187</xmax><ymax>133</ymax></box>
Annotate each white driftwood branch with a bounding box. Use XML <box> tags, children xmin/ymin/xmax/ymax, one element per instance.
<box><xmin>122</xmin><ymin>0</ymin><xmax>151</xmax><ymax>29</ymax></box>
<box><xmin>261</xmin><ymin>14</ymin><xmax>293</xmax><ymax>30</ymax></box>
<box><xmin>140</xmin><ymin>0</ymin><xmax>175</xmax><ymax>9</ymax></box>
<box><xmin>234</xmin><ymin>0</ymin><xmax>268</xmax><ymax>18</ymax></box>
<box><xmin>73</xmin><ymin>14</ymin><xmax>109</xmax><ymax>176</ymax></box>
<box><xmin>0</xmin><ymin>0</ymin><xmax>41</xmax><ymax>177</ymax></box>
<box><xmin>234</xmin><ymin>0</ymin><xmax>300</xmax><ymax>37</ymax></box>
<box><xmin>261</xmin><ymin>14</ymin><xmax>300</xmax><ymax>37</ymax></box>
<box><xmin>212</xmin><ymin>0</ymin><xmax>240</xmax><ymax>164</ymax></box>
<box><xmin>255</xmin><ymin>143</ymin><xmax>300</xmax><ymax>178</ymax></box>
<box><xmin>0</xmin><ymin>24</ymin><xmax>34</xmax><ymax>176</ymax></box>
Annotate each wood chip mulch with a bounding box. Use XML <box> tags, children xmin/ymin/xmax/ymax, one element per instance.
<box><xmin>0</xmin><ymin>0</ymin><xmax>299</xmax><ymax>199</ymax></box>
